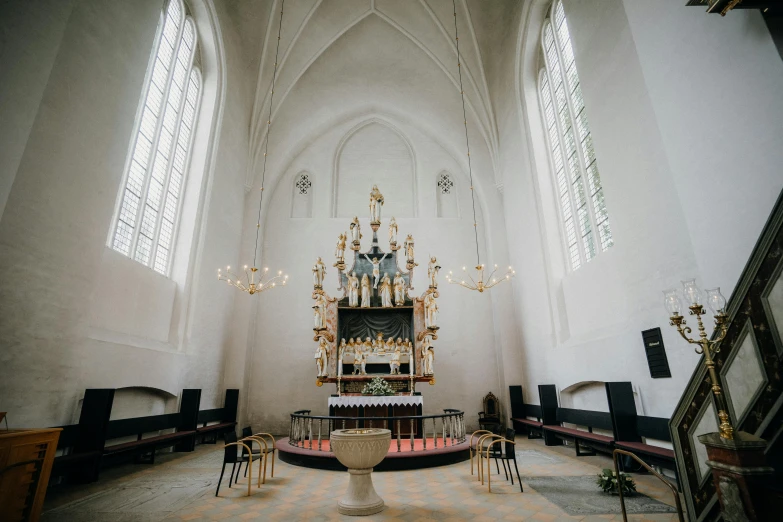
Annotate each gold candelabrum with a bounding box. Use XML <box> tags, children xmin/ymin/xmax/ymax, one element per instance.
<box><xmin>446</xmin><ymin>264</ymin><xmax>515</xmax><ymax>293</ymax></box>
<box><xmin>218</xmin><ymin>265</ymin><xmax>288</xmax><ymax>295</ymax></box>
<box><xmin>665</xmin><ymin>280</ymin><xmax>733</xmax><ymax>439</ymax></box>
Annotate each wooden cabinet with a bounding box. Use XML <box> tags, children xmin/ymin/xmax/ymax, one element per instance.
<box><xmin>0</xmin><ymin>428</ymin><xmax>61</xmax><ymax>522</ymax></box>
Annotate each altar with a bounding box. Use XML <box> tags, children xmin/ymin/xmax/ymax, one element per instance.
<box><xmin>327</xmin><ymin>395</ymin><xmax>424</xmax><ymax>437</ymax></box>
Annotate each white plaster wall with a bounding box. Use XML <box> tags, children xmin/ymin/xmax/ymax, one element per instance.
<box><xmin>0</xmin><ymin>0</ymin><xmax>262</xmax><ymax>426</ymax></box>
<box><xmin>0</xmin><ymin>0</ymin><xmax>75</xmax><ymax>221</ymax></box>
<box><xmin>498</xmin><ymin>0</ymin><xmax>783</xmax><ymax>421</ymax></box>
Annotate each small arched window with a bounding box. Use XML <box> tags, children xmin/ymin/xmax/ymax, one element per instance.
<box><xmin>110</xmin><ymin>0</ymin><xmax>203</xmax><ymax>275</ymax></box>
<box><xmin>539</xmin><ymin>1</ymin><xmax>612</xmax><ymax>272</ymax></box>
<box><xmin>291</xmin><ymin>172</ymin><xmax>313</xmax><ymax>218</ymax></box>
<box><xmin>436</xmin><ymin>172</ymin><xmax>459</xmax><ymax>218</ymax></box>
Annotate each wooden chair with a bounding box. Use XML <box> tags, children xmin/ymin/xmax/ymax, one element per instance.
<box><xmin>469</xmin><ymin>430</ymin><xmax>493</xmax><ymax>476</ymax></box>
<box><xmin>238</xmin><ymin>426</ymin><xmax>276</xmax><ymax>484</ymax></box>
<box><xmin>215</xmin><ymin>432</ymin><xmax>254</xmax><ymax>497</ymax></box>
<box><xmin>480</xmin><ymin>435</ymin><xmax>517</xmax><ymax>493</ymax></box>
<box><xmin>478</xmin><ymin>392</ymin><xmax>501</xmax><ymax>433</ymax></box>
<box><xmin>490</xmin><ymin>429</ymin><xmax>522</xmax><ymax>492</ymax></box>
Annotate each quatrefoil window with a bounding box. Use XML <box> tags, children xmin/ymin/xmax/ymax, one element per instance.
<box><xmin>296</xmin><ymin>174</ymin><xmax>311</xmax><ymax>195</ymax></box>
<box><xmin>437</xmin><ymin>173</ymin><xmax>454</xmax><ymax>195</ymax></box>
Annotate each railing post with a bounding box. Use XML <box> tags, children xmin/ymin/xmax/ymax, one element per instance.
<box><xmin>396</xmin><ymin>420</ymin><xmax>401</xmax><ymax>452</ymax></box>
<box><xmin>423</xmin><ymin>420</ymin><xmax>428</xmax><ymax>450</ymax></box>
<box><xmin>318</xmin><ymin>419</ymin><xmax>322</xmax><ymax>451</ymax></box>
<box><xmin>410</xmin><ymin>419</ymin><xmax>414</xmax><ymax>451</ymax></box>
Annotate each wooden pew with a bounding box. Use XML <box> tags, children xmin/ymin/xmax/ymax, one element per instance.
<box><xmin>606</xmin><ymin>381</ymin><xmax>676</xmax><ymax>477</ymax></box>
<box><xmin>196</xmin><ymin>389</ymin><xmax>239</xmax><ymax>443</ymax></box>
<box><xmin>508</xmin><ymin>385</ymin><xmax>544</xmax><ymax>438</ymax></box>
<box><xmin>543</xmin><ymin>408</ymin><xmax>616</xmax><ymax>456</ymax></box>
<box><xmin>52</xmin><ymin>389</ymin><xmax>114</xmax><ymax>484</ymax></box>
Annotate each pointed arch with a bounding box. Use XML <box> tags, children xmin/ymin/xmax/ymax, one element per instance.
<box><xmin>331</xmin><ymin>117</ymin><xmax>418</xmax><ymax>218</ymax></box>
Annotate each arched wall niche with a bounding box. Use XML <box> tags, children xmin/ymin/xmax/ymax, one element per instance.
<box><xmin>332</xmin><ymin>117</ymin><xmax>417</xmax><ymax>219</ymax></box>
<box><xmin>436</xmin><ymin>170</ymin><xmax>459</xmax><ymax>218</ymax></box>
<box><xmin>291</xmin><ymin>171</ymin><xmax>313</xmax><ymax>218</ymax></box>
<box><xmin>110</xmin><ymin>386</ymin><xmax>178</xmax><ymax>420</ymax></box>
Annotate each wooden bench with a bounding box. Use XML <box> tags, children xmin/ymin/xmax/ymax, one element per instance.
<box><xmin>615</xmin><ymin>416</ymin><xmax>676</xmax><ymax>473</ymax></box>
<box><xmin>103</xmin><ymin>412</ymin><xmax>194</xmax><ymax>464</ymax></box>
<box><xmin>543</xmin><ymin>408</ymin><xmax>615</xmax><ymax>456</ymax></box>
<box><xmin>196</xmin><ymin>389</ymin><xmax>239</xmax><ymax>444</ymax></box>
<box><xmin>604</xmin><ymin>382</ymin><xmax>676</xmax><ymax>479</ymax></box>
<box><xmin>51</xmin><ymin>389</ymin><xmax>115</xmax><ymax>484</ymax></box>
<box><xmin>511</xmin><ymin>404</ymin><xmax>544</xmax><ymax>439</ymax></box>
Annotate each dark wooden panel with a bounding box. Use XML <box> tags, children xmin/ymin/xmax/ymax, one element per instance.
<box><xmin>75</xmin><ymin>389</ymin><xmax>115</xmax><ymax>454</ymax></box>
<box><xmin>641</xmin><ymin>328</ymin><xmax>672</xmax><ymax>378</ymax></box>
<box><xmin>197</xmin><ymin>409</ymin><xmax>224</xmax><ymax>424</ymax></box>
<box><xmin>556</xmin><ymin>408</ymin><xmax>613</xmax><ymax>431</ymax></box>
<box><xmin>223</xmin><ymin>389</ymin><xmax>239</xmax><ymax>423</ymax></box>
<box><xmin>524</xmin><ymin>404</ymin><xmax>542</xmax><ymax>419</ymax></box>
<box><xmin>636</xmin><ymin>416</ymin><xmax>671</xmax><ymax>442</ymax></box>
<box><xmin>106</xmin><ymin>413</ymin><xmax>181</xmax><ymax>440</ymax></box>
<box><xmin>509</xmin><ymin>385</ymin><xmax>524</xmax><ymax>419</ymax></box>
<box><xmin>606</xmin><ymin>382</ymin><xmax>640</xmax><ymax>442</ymax></box>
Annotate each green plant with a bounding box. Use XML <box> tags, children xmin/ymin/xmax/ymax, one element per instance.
<box><xmin>596</xmin><ymin>468</ymin><xmax>636</xmax><ymax>496</ymax></box>
<box><xmin>361</xmin><ymin>377</ymin><xmax>396</xmax><ymax>396</ymax></box>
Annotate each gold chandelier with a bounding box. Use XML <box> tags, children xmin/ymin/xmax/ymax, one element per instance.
<box><xmin>218</xmin><ymin>0</ymin><xmax>288</xmax><ymax>295</ymax></box>
<box><xmin>445</xmin><ymin>0</ymin><xmax>514</xmax><ymax>293</ymax></box>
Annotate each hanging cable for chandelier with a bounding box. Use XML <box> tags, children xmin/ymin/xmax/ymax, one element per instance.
<box><xmin>218</xmin><ymin>0</ymin><xmax>288</xmax><ymax>295</ymax></box>
<box><xmin>446</xmin><ymin>0</ymin><xmax>514</xmax><ymax>292</ymax></box>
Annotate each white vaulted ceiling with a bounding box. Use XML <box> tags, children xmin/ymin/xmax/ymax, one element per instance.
<box><xmin>244</xmin><ymin>0</ymin><xmax>513</xmax><ymax>192</ymax></box>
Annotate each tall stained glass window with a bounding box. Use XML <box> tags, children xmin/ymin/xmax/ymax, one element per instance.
<box><xmin>111</xmin><ymin>0</ymin><xmax>203</xmax><ymax>275</ymax></box>
<box><xmin>539</xmin><ymin>1</ymin><xmax>612</xmax><ymax>271</ymax></box>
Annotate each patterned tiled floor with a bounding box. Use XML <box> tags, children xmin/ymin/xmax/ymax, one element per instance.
<box><xmin>44</xmin><ymin>436</ymin><xmax>686</xmax><ymax>521</ymax></box>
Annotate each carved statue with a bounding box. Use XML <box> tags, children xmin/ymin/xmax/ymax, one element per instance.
<box><xmin>385</xmin><ymin>337</ymin><xmax>395</xmax><ymax>353</ymax></box>
<box><xmin>347</xmin><ymin>338</ymin><xmax>356</xmax><ymax>355</ymax></box>
<box><xmin>390</xmin><ymin>346</ymin><xmax>401</xmax><ymax>375</ymax></box>
<box><xmin>373</xmin><ymin>332</ymin><xmax>384</xmax><ymax>353</ymax></box>
<box><xmin>339</xmin><ymin>338</ymin><xmax>346</xmax><ymax>358</ymax></box>
<box><xmin>396</xmin><ymin>337</ymin><xmax>403</xmax><ymax>353</ymax></box>
<box><xmin>369</xmin><ymin>184</ymin><xmax>384</xmax><ymax>223</ymax></box>
<box><xmin>405</xmin><ymin>338</ymin><xmax>413</xmax><ymax>354</ymax></box>
<box><xmin>379</xmin><ymin>273</ymin><xmax>393</xmax><ymax>308</ymax></box>
<box><xmin>363</xmin><ymin>253</ymin><xmax>389</xmax><ymax>289</ymax></box>
<box><xmin>312</xmin><ymin>257</ymin><xmax>326</xmax><ymax>288</ymax></box>
<box><xmin>361</xmin><ymin>274</ymin><xmax>371</xmax><ymax>308</ymax></box>
<box><xmin>350</xmin><ymin>217</ymin><xmax>362</xmax><ymax>246</ymax></box>
<box><xmin>348</xmin><ymin>272</ymin><xmax>359</xmax><ymax>307</ymax></box>
<box><xmin>427</xmin><ymin>256</ymin><xmax>441</xmax><ymax>288</ymax></box>
<box><xmin>353</xmin><ymin>346</ymin><xmax>366</xmax><ymax>375</ymax></box>
<box><xmin>388</xmin><ymin>217</ymin><xmax>398</xmax><ymax>245</ymax></box>
<box><xmin>335</xmin><ymin>233</ymin><xmax>347</xmax><ymax>264</ymax></box>
<box><xmin>421</xmin><ymin>337</ymin><xmax>435</xmax><ymax>376</ymax></box>
<box><xmin>404</xmin><ymin>234</ymin><xmax>415</xmax><ymax>264</ymax></box>
<box><xmin>315</xmin><ymin>338</ymin><xmax>329</xmax><ymax>377</ymax></box>
<box><xmin>313</xmin><ymin>294</ymin><xmax>326</xmax><ymax>330</ymax></box>
<box><xmin>393</xmin><ymin>272</ymin><xmax>405</xmax><ymax>306</ymax></box>
<box><xmin>424</xmin><ymin>292</ymin><xmax>439</xmax><ymax>329</ymax></box>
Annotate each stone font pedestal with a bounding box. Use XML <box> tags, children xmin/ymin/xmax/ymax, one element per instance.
<box><xmin>330</xmin><ymin>428</ymin><xmax>391</xmax><ymax>516</ymax></box>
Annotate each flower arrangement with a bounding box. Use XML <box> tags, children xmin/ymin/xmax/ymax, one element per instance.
<box><xmin>361</xmin><ymin>377</ymin><xmax>396</xmax><ymax>396</ymax></box>
<box><xmin>596</xmin><ymin>468</ymin><xmax>636</xmax><ymax>496</ymax></box>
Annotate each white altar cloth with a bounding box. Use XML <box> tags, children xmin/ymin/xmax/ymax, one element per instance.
<box><xmin>328</xmin><ymin>396</ymin><xmax>423</xmax><ymax>408</ymax></box>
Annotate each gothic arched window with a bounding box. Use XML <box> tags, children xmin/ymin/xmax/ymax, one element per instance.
<box><xmin>539</xmin><ymin>1</ymin><xmax>612</xmax><ymax>271</ymax></box>
<box><xmin>436</xmin><ymin>172</ymin><xmax>458</xmax><ymax>218</ymax></box>
<box><xmin>110</xmin><ymin>0</ymin><xmax>203</xmax><ymax>275</ymax></box>
<box><xmin>291</xmin><ymin>172</ymin><xmax>313</xmax><ymax>218</ymax></box>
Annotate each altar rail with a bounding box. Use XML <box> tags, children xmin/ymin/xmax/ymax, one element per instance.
<box><xmin>289</xmin><ymin>410</ymin><xmax>465</xmax><ymax>452</ymax></box>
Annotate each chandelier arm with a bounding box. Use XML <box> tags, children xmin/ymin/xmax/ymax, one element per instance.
<box><xmin>251</xmin><ymin>0</ymin><xmax>286</xmax><ymax>269</ymax></box>
<box><xmin>452</xmin><ymin>0</ymin><xmax>480</xmax><ymax>268</ymax></box>
<box><xmin>485</xmin><ymin>266</ymin><xmax>498</xmax><ymax>284</ymax></box>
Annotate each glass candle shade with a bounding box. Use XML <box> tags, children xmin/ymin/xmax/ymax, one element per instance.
<box><xmin>681</xmin><ymin>278</ymin><xmax>702</xmax><ymax>307</ymax></box>
<box><xmin>705</xmin><ymin>287</ymin><xmax>727</xmax><ymax>314</ymax></box>
<box><xmin>663</xmin><ymin>288</ymin><xmax>683</xmax><ymax>316</ymax></box>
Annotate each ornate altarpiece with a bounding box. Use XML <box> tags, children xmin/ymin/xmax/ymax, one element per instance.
<box><xmin>311</xmin><ymin>186</ymin><xmax>440</xmax><ymax>396</ymax></box>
